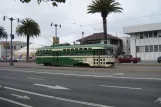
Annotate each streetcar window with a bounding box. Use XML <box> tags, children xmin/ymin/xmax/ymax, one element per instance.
<box><xmin>88</xmin><ymin>48</ymin><xmax>92</xmax><ymax>50</ymax></box>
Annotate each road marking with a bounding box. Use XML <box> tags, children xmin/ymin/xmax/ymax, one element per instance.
<box><xmin>0</xmin><ymin>96</ymin><xmax>33</xmax><ymax>107</ymax></box>
<box><xmin>27</xmin><ymin>77</ymin><xmax>44</xmax><ymax>80</ymax></box>
<box><xmin>1</xmin><ymin>69</ymin><xmax>161</xmax><ymax>81</ymax></box>
<box><xmin>34</xmin><ymin>84</ymin><xmax>70</xmax><ymax>90</ymax></box>
<box><xmin>11</xmin><ymin>94</ymin><xmax>30</xmax><ymax>100</ymax></box>
<box><xmin>100</xmin><ymin>85</ymin><xmax>142</xmax><ymax>90</ymax></box>
<box><xmin>114</xmin><ymin>73</ymin><xmax>124</xmax><ymax>76</ymax></box>
<box><xmin>3</xmin><ymin>86</ymin><xmax>114</xmax><ymax>107</ymax></box>
<box><xmin>155</xmin><ymin>97</ymin><xmax>161</xmax><ymax>103</ymax></box>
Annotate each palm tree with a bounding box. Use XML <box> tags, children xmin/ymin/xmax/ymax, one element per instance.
<box><xmin>87</xmin><ymin>0</ymin><xmax>123</xmax><ymax>42</ymax></box>
<box><xmin>0</xmin><ymin>26</ymin><xmax>8</xmax><ymax>39</ymax></box>
<box><xmin>16</xmin><ymin>18</ymin><xmax>40</xmax><ymax>61</ymax></box>
<box><xmin>0</xmin><ymin>26</ymin><xmax>8</xmax><ymax>60</ymax></box>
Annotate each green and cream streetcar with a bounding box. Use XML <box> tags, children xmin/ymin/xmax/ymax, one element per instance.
<box><xmin>35</xmin><ymin>44</ymin><xmax>115</xmax><ymax>67</ymax></box>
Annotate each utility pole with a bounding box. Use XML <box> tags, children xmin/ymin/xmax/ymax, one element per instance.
<box><xmin>51</xmin><ymin>23</ymin><xmax>61</xmax><ymax>44</ymax></box>
<box><xmin>3</xmin><ymin>16</ymin><xmax>19</xmax><ymax>66</ymax></box>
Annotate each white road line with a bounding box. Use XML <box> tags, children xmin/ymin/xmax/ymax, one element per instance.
<box><xmin>34</xmin><ymin>84</ymin><xmax>70</xmax><ymax>90</ymax></box>
<box><xmin>114</xmin><ymin>73</ymin><xmax>124</xmax><ymax>76</ymax></box>
<box><xmin>11</xmin><ymin>94</ymin><xmax>30</xmax><ymax>100</ymax></box>
<box><xmin>1</xmin><ymin>69</ymin><xmax>161</xmax><ymax>81</ymax></box>
<box><xmin>0</xmin><ymin>96</ymin><xmax>33</xmax><ymax>107</ymax></box>
<box><xmin>155</xmin><ymin>97</ymin><xmax>161</xmax><ymax>103</ymax></box>
<box><xmin>100</xmin><ymin>85</ymin><xmax>142</xmax><ymax>90</ymax></box>
<box><xmin>4</xmin><ymin>86</ymin><xmax>114</xmax><ymax>107</ymax></box>
<box><xmin>27</xmin><ymin>77</ymin><xmax>44</xmax><ymax>80</ymax></box>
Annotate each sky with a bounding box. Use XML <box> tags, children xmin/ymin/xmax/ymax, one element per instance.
<box><xmin>0</xmin><ymin>0</ymin><xmax>161</xmax><ymax>46</ymax></box>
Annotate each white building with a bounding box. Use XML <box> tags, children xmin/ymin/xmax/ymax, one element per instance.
<box><xmin>120</xmin><ymin>37</ymin><xmax>131</xmax><ymax>55</ymax></box>
<box><xmin>123</xmin><ymin>23</ymin><xmax>161</xmax><ymax>61</ymax></box>
<box><xmin>0</xmin><ymin>41</ymin><xmax>29</xmax><ymax>59</ymax></box>
<box><xmin>14</xmin><ymin>43</ymin><xmax>44</xmax><ymax>60</ymax></box>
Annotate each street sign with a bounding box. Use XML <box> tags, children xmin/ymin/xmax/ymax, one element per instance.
<box><xmin>53</xmin><ymin>37</ymin><xmax>59</xmax><ymax>44</ymax></box>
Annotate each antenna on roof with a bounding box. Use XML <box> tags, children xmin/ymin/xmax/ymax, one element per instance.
<box><xmin>82</xmin><ymin>32</ymin><xmax>84</xmax><ymax>44</ymax></box>
<box><xmin>116</xmin><ymin>32</ymin><xmax>118</xmax><ymax>37</ymax></box>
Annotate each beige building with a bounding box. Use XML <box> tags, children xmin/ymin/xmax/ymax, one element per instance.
<box><xmin>76</xmin><ymin>32</ymin><xmax>123</xmax><ymax>54</ymax></box>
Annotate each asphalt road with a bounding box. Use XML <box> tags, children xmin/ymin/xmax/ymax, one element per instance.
<box><xmin>0</xmin><ymin>67</ymin><xmax>161</xmax><ymax>107</ymax></box>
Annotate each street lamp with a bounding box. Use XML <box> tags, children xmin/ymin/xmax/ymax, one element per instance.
<box><xmin>51</xmin><ymin>23</ymin><xmax>61</xmax><ymax>44</ymax></box>
<box><xmin>3</xmin><ymin>16</ymin><xmax>19</xmax><ymax>66</ymax></box>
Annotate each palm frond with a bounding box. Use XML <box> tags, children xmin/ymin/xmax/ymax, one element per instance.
<box><xmin>16</xmin><ymin>18</ymin><xmax>41</xmax><ymax>38</ymax></box>
<box><xmin>0</xmin><ymin>26</ymin><xmax>8</xmax><ymax>39</ymax></box>
<box><xmin>87</xmin><ymin>0</ymin><xmax>123</xmax><ymax>17</ymax></box>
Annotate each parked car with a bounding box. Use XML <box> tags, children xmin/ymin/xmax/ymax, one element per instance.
<box><xmin>8</xmin><ymin>58</ymin><xmax>18</xmax><ymax>62</ymax></box>
<box><xmin>116</xmin><ymin>55</ymin><xmax>141</xmax><ymax>63</ymax></box>
<box><xmin>157</xmin><ymin>56</ymin><xmax>161</xmax><ymax>63</ymax></box>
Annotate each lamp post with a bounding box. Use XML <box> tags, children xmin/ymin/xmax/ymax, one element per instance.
<box><xmin>51</xmin><ymin>23</ymin><xmax>61</xmax><ymax>44</ymax></box>
<box><xmin>3</xmin><ymin>16</ymin><xmax>19</xmax><ymax>66</ymax></box>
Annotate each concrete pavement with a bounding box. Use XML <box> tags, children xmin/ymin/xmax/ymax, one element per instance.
<box><xmin>0</xmin><ymin>62</ymin><xmax>161</xmax><ymax>72</ymax></box>
<box><xmin>0</xmin><ymin>67</ymin><xmax>161</xmax><ymax>107</ymax></box>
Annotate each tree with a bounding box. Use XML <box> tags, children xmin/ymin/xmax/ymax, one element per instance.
<box><xmin>87</xmin><ymin>0</ymin><xmax>123</xmax><ymax>42</ymax></box>
<box><xmin>16</xmin><ymin>18</ymin><xmax>41</xmax><ymax>61</ymax></box>
<box><xmin>0</xmin><ymin>26</ymin><xmax>8</xmax><ymax>39</ymax></box>
<box><xmin>19</xmin><ymin>0</ymin><xmax>66</xmax><ymax>7</ymax></box>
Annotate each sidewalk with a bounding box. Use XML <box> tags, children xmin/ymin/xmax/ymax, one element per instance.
<box><xmin>0</xmin><ymin>62</ymin><xmax>160</xmax><ymax>72</ymax></box>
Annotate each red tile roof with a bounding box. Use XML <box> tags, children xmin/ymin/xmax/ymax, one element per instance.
<box><xmin>77</xmin><ymin>32</ymin><xmax>121</xmax><ymax>42</ymax></box>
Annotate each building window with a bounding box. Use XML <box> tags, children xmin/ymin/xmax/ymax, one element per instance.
<box><xmin>150</xmin><ymin>45</ymin><xmax>153</xmax><ymax>52</ymax></box>
<box><xmin>14</xmin><ymin>46</ymin><xmax>16</xmax><ymax>49</ymax></box>
<box><xmin>127</xmin><ymin>40</ymin><xmax>128</xmax><ymax>44</ymax></box>
<box><xmin>154</xmin><ymin>45</ymin><xmax>158</xmax><ymax>52</ymax></box>
<box><xmin>144</xmin><ymin>32</ymin><xmax>148</xmax><ymax>38</ymax></box>
<box><xmin>149</xmin><ymin>32</ymin><xmax>153</xmax><ymax>38</ymax></box>
<box><xmin>136</xmin><ymin>46</ymin><xmax>139</xmax><ymax>53</ymax></box>
<box><xmin>145</xmin><ymin>46</ymin><xmax>149</xmax><ymax>52</ymax></box>
<box><xmin>140</xmin><ymin>46</ymin><xmax>144</xmax><ymax>52</ymax></box>
<box><xmin>154</xmin><ymin>32</ymin><xmax>158</xmax><ymax>38</ymax></box>
<box><xmin>104</xmin><ymin>41</ymin><xmax>107</xmax><ymax>44</ymax></box>
<box><xmin>140</xmin><ymin>33</ymin><xmax>144</xmax><ymax>39</ymax></box>
<box><xmin>159</xmin><ymin>45</ymin><xmax>161</xmax><ymax>52</ymax></box>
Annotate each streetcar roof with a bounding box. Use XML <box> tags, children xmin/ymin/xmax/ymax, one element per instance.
<box><xmin>37</xmin><ymin>44</ymin><xmax>113</xmax><ymax>51</ymax></box>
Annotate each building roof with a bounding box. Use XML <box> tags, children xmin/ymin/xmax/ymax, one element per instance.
<box><xmin>76</xmin><ymin>32</ymin><xmax>122</xmax><ymax>42</ymax></box>
<box><xmin>14</xmin><ymin>43</ymin><xmax>44</xmax><ymax>53</ymax></box>
<box><xmin>123</xmin><ymin>23</ymin><xmax>161</xmax><ymax>34</ymax></box>
<box><xmin>0</xmin><ymin>41</ymin><xmax>30</xmax><ymax>45</ymax></box>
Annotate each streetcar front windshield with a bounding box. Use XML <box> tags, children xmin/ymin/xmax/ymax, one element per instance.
<box><xmin>107</xmin><ymin>48</ymin><xmax>114</xmax><ymax>55</ymax></box>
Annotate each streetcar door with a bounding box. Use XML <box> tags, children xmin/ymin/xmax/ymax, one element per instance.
<box><xmin>93</xmin><ymin>49</ymin><xmax>100</xmax><ymax>67</ymax></box>
<box><xmin>55</xmin><ymin>51</ymin><xmax>61</xmax><ymax>65</ymax></box>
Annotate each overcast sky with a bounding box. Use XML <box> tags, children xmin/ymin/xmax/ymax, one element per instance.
<box><xmin>1</xmin><ymin>0</ymin><xmax>161</xmax><ymax>46</ymax></box>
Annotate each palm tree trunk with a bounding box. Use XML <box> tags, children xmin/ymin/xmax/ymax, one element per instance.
<box><xmin>103</xmin><ymin>17</ymin><xmax>107</xmax><ymax>43</ymax></box>
<box><xmin>26</xmin><ymin>35</ymin><xmax>29</xmax><ymax>62</ymax></box>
